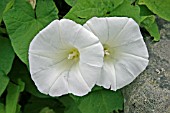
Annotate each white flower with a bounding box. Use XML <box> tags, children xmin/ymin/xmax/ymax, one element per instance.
<box><xmin>29</xmin><ymin>19</ymin><xmax>104</xmax><ymax>96</ymax></box>
<box><xmin>83</xmin><ymin>17</ymin><xmax>149</xmax><ymax>91</ymax></box>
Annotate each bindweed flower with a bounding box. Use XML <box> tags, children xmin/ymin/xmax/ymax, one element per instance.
<box><xmin>84</xmin><ymin>17</ymin><xmax>149</xmax><ymax>91</ymax></box>
<box><xmin>29</xmin><ymin>19</ymin><xmax>104</xmax><ymax>96</ymax></box>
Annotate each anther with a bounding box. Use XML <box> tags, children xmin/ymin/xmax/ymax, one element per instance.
<box><xmin>67</xmin><ymin>50</ymin><xmax>79</xmax><ymax>60</ymax></box>
<box><xmin>104</xmin><ymin>50</ymin><xmax>110</xmax><ymax>56</ymax></box>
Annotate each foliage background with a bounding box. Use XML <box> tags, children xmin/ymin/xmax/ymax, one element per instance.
<box><xmin>0</xmin><ymin>0</ymin><xmax>169</xmax><ymax>113</ymax></box>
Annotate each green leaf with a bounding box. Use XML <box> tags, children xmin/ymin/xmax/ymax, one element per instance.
<box><xmin>8</xmin><ymin>57</ymin><xmax>49</xmax><ymax>98</ymax></box>
<box><xmin>0</xmin><ymin>27</ymin><xmax>7</xmax><ymax>34</ymax></box>
<box><xmin>145</xmin><ymin>21</ymin><xmax>160</xmax><ymax>41</ymax></box>
<box><xmin>109</xmin><ymin>0</ymin><xmax>140</xmax><ymax>23</ymax></box>
<box><xmin>0</xmin><ymin>0</ymin><xmax>13</xmax><ymax>24</ymax></box>
<box><xmin>91</xmin><ymin>86</ymin><xmax>104</xmax><ymax>92</ymax></box>
<box><xmin>39</xmin><ymin>107</ymin><xmax>55</xmax><ymax>113</ymax></box>
<box><xmin>139</xmin><ymin>5</ymin><xmax>160</xmax><ymax>41</ymax></box>
<box><xmin>3</xmin><ymin>0</ymin><xmax>58</xmax><ymax>65</ymax></box>
<box><xmin>139</xmin><ymin>5</ymin><xmax>153</xmax><ymax>16</ymax></box>
<box><xmin>128</xmin><ymin>0</ymin><xmax>136</xmax><ymax>3</ymax></box>
<box><xmin>65</xmin><ymin>0</ymin><xmax>77</xmax><ymax>6</ymax></box>
<box><xmin>65</xmin><ymin>0</ymin><xmax>137</xmax><ymax>25</ymax></box>
<box><xmin>5</xmin><ymin>80</ymin><xmax>25</xmax><ymax>113</ymax></box>
<box><xmin>59</xmin><ymin>95</ymin><xmax>81</xmax><ymax>113</ymax></box>
<box><xmin>138</xmin><ymin>0</ymin><xmax>170</xmax><ymax>21</ymax></box>
<box><xmin>76</xmin><ymin>90</ymin><xmax>124</xmax><ymax>113</ymax></box>
<box><xmin>60</xmin><ymin>90</ymin><xmax>124</xmax><ymax>113</ymax></box>
<box><xmin>0</xmin><ymin>37</ymin><xmax>15</xmax><ymax>74</ymax></box>
<box><xmin>0</xmin><ymin>103</ymin><xmax>5</xmax><ymax>113</ymax></box>
<box><xmin>3</xmin><ymin>0</ymin><xmax>15</xmax><ymax>14</ymax></box>
<box><xmin>16</xmin><ymin>105</ymin><xmax>21</xmax><ymax>113</ymax></box>
<box><xmin>0</xmin><ymin>70</ymin><xmax>9</xmax><ymax>96</ymax></box>
<box><xmin>140</xmin><ymin>15</ymin><xmax>160</xmax><ymax>41</ymax></box>
<box><xmin>24</xmin><ymin>96</ymin><xmax>64</xmax><ymax>113</ymax></box>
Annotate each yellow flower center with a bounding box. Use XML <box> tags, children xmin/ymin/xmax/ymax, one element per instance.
<box><xmin>103</xmin><ymin>44</ymin><xmax>110</xmax><ymax>57</ymax></box>
<box><xmin>67</xmin><ymin>48</ymin><xmax>79</xmax><ymax>60</ymax></box>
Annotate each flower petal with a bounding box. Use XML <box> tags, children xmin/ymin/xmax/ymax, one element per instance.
<box><xmin>29</xmin><ymin>51</ymin><xmax>68</xmax><ymax>74</ymax></box>
<box><xmin>48</xmin><ymin>62</ymin><xmax>102</xmax><ymax>96</ymax></box>
<box><xmin>31</xmin><ymin>58</ymin><xmax>72</xmax><ymax>95</ymax></box>
<box><xmin>79</xmin><ymin>42</ymin><xmax>104</xmax><ymax>67</ymax></box>
<box><xmin>111</xmin><ymin>38</ymin><xmax>149</xmax><ymax>59</ymax></box>
<box><xmin>79</xmin><ymin>62</ymin><xmax>101</xmax><ymax>89</ymax></box>
<box><xmin>49</xmin><ymin>72</ymin><xmax>69</xmax><ymax>97</ymax></box>
<box><xmin>84</xmin><ymin>17</ymin><xmax>144</xmax><ymax>47</ymax></box>
<box><xmin>84</xmin><ymin>17</ymin><xmax>149</xmax><ymax>90</ymax></box>
<box><xmin>96</xmin><ymin>61</ymin><xmax>116</xmax><ymax>90</ymax></box>
<box><xmin>31</xmin><ymin>68</ymin><xmax>59</xmax><ymax>95</ymax></box>
<box><xmin>29</xmin><ymin>19</ymin><xmax>104</xmax><ymax>96</ymax></box>
<box><xmin>30</xmin><ymin>20</ymin><xmax>67</xmax><ymax>50</ymax></box>
<box><xmin>106</xmin><ymin>17</ymin><xmax>143</xmax><ymax>47</ymax></box>
<box><xmin>73</xmin><ymin>27</ymin><xmax>100</xmax><ymax>49</ymax></box>
<box><xmin>60</xmin><ymin>19</ymin><xmax>101</xmax><ymax>49</ymax></box>
<box><xmin>59</xmin><ymin>19</ymin><xmax>82</xmax><ymax>47</ymax></box>
<box><xmin>29</xmin><ymin>20</ymin><xmax>70</xmax><ymax>74</ymax></box>
<box><xmin>114</xmin><ymin>52</ymin><xmax>148</xmax><ymax>89</ymax></box>
<box><xmin>83</xmin><ymin>17</ymin><xmax>109</xmax><ymax>44</ymax></box>
<box><xmin>98</xmin><ymin>53</ymin><xmax>148</xmax><ymax>91</ymax></box>
<box><xmin>67</xmin><ymin>63</ymin><xmax>91</xmax><ymax>96</ymax></box>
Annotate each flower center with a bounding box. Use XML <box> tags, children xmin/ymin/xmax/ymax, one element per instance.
<box><xmin>103</xmin><ymin>44</ymin><xmax>110</xmax><ymax>57</ymax></box>
<box><xmin>104</xmin><ymin>49</ymin><xmax>110</xmax><ymax>56</ymax></box>
<box><xmin>67</xmin><ymin>49</ymin><xmax>79</xmax><ymax>60</ymax></box>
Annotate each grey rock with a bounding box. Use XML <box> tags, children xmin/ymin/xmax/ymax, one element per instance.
<box><xmin>122</xmin><ymin>18</ymin><xmax>170</xmax><ymax>113</ymax></box>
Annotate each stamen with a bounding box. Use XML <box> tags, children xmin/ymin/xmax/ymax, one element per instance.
<box><xmin>104</xmin><ymin>49</ymin><xmax>110</xmax><ymax>56</ymax></box>
<box><xmin>67</xmin><ymin>50</ymin><xmax>79</xmax><ymax>60</ymax></box>
<box><xmin>68</xmin><ymin>53</ymin><xmax>74</xmax><ymax>59</ymax></box>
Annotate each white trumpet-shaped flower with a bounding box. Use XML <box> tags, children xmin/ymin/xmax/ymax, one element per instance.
<box><xmin>29</xmin><ymin>19</ymin><xmax>104</xmax><ymax>96</ymax></box>
<box><xmin>84</xmin><ymin>17</ymin><xmax>149</xmax><ymax>91</ymax></box>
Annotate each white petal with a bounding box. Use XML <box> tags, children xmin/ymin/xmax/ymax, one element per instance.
<box><xmin>59</xmin><ymin>19</ymin><xmax>82</xmax><ymax>47</ymax></box>
<box><xmin>111</xmin><ymin>38</ymin><xmax>149</xmax><ymax>59</ymax></box>
<box><xmin>49</xmin><ymin>71</ymin><xmax>69</xmax><ymax>97</ymax></box>
<box><xmin>114</xmin><ymin>53</ymin><xmax>149</xmax><ymax>89</ymax></box>
<box><xmin>29</xmin><ymin>19</ymin><xmax>104</xmax><ymax>96</ymax></box>
<box><xmin>116</xmin><ymin>52</ymin><xmax>149</xmax><ymax>78</ymax></box>
<box><xmin>83</xmin><ymin>17</ymin><xmax>109</xmax><ymax>43</ymax></box>
<box><xmin>84</xmin><ymin>17</ymin><xmax>144</xmax><ymax>47</ymax></box>
<box><xmin>73</xmin><ymin>27</ymin><xmax>100</xmax><ymax>49</ymax></box>
<box><xmin>79</xmin><ymin>42</ymin><xmax>104</xmax><ymax>67</ymax></box>
<box><xmin>30</xmin><ymin>20</ymin><xmax>67</xmax><ymax>51</ymax></box>
<box><xmin>31</xmin><ymin>68</ymin><xmax>58</xmax><ymax>95</ymax></box>
<box><xmin>96</xmin><ymin>61</ymin><xmax>116</xmax><ymax>90</ymax></box>
<box><xmin>84</xmin><ymin>17</ymin><xmax>149</xmax><ymax>90</ymax></box>
<box><xmin>60</xmin><ymin>19</ymin><xmax>101</xmax><ymax>49</ymax></box>
<box><xmin>97</xmin><ymin>53</ymin><xmax>148</xmax><ymax>91</ymax></box>
<box><xmin>106</xmin><ymin>17</ymin><xmax>143</xmax><ymax>47</ymax></box>
<box><xmin>31</xmin><ymin>58</ymin><xmax>72</xmax><ymax>95</ymax></box>
<box><xmin>79</xmin><ymin>62</ymin><xmax>101</xmax><ymax>89</ymax></box>
<box><xmin>29</xmin><ymin>51</ymin><xmax>68</xmax><ymax>74</ymax></box>
<box><xmin>29</xmin><ymin>20</ymin><xmax>69</xmax><ymax>74</ymax></box>
<box><xmin>67</xmin><ymin>63</ymin><xmax>91</xmax><ymax>96</ymax></box>
<box><xmin>104</xmin><ymin>17</ymin><xmax>129</xmax><ymax>45</ymax></box>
